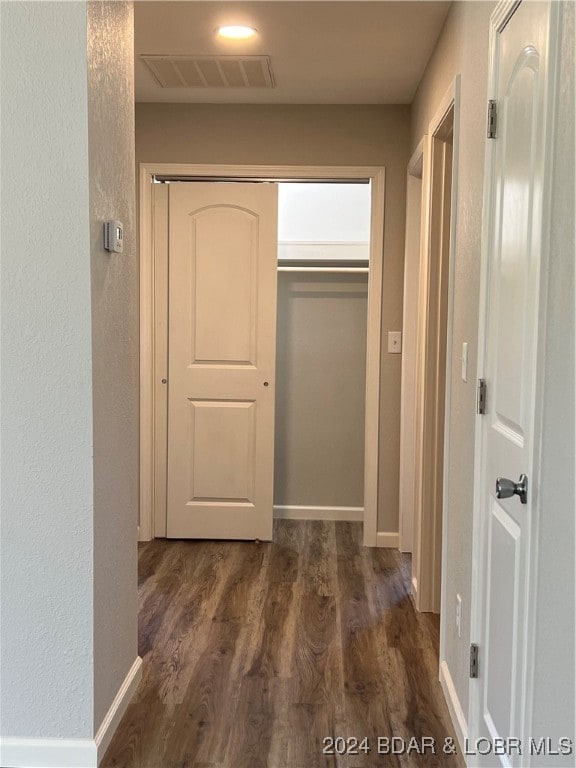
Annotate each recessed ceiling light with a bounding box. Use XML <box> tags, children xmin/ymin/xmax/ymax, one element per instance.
<box><xmin>216</xmin><ymin>25</ymin><xmax>257</xmax><ymax>41</ymax></box>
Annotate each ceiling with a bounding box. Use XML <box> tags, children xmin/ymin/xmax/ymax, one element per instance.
<box><xmin>134</xmin><ymin>2</ymin><xmax>452</xmax><ymax>104</ymax></box>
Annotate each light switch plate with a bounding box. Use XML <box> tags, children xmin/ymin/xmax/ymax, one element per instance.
<box><xmin>388</xmin><ymin>331</ymin><xmax>402</xmax><ymax>354</ymax></box>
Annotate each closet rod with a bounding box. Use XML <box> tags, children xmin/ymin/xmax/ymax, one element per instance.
<box><xmin>278</xmin><ymin>266</ymin><xmax>369</xmax><ymax>274</ymax></box>
<box><xmin>154</xmin><ymin>176</ymin><xmax>370</xmax><ymax>184</ymax></box>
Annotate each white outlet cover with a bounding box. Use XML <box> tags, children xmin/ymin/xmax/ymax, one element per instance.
<box><xmin>388</xmin><ymin>331</ymin><xmax>402</xmax><ymax>354</ymax></box>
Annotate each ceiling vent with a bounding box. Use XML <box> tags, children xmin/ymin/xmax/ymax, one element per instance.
<box><xmin>141</xmin><ymin>55</ymin><xmax>275</xmax><ymax>89</ymax></box>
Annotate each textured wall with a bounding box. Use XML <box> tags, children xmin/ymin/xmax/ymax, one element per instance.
<box><xmin>136</xmin><ymin>103</ymin><xmax>410</xmax><ymax>533</ymax></box>
<box><xmin>409</xmin><ymin>0</ymin><xmax>495</xmax><ymax>724</ymax></box>
<box><xmin>87</xmin><ymin>1</ymin><xmax>138</xmax><ymax>732</ymax></box>
<box><xmin>0</xmin><ymin>0</ymin><xmax>138</xmax><ymax>744</ymax></box>
<box><xmin>0</xmin><ymin>1</ymin><xmax>94</xmax><ymax>738</ymax></box>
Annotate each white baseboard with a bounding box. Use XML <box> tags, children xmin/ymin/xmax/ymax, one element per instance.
<box><xmin>375</xmin><ymin>531</ymin><xmax>400</xmax><ymax>548</ymax></box>
<box><xmin>95</xmin><ymin>656</ymin><xmax>143</xmax><ymax>762</ymax></box>
<box><xmin>0</xmin><ymin>657</ymin><xmax>142</xmax><ymax>768</ymax></box>
<box><xmin>0</xmin><ymin>737</ymin><xmax>97</xmax><ymax>768</ymax></box>
<box><xmin>273</xmin><ymin>505</ymin><xmax>363</xmax><ymax>521</ymax></box>
<box><xmin>439</xmin><ymin>659</ymin><xmax>468</xmax><ymax>756</ymax></box>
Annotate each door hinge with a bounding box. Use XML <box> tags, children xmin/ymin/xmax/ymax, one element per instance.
<box><xmin>487</xmin><ymin>99</ymin><xmax>497</xmax><ymax>139</ymax></box>
<box><xmin>477</xmin><ymin>378</ymin><xmax>487</xmax><ymax>415</ymax></box>
<box><xmin>470</xmin><ymin>643</ymin><xmax>479</xmax><ymax>678</ymax></box>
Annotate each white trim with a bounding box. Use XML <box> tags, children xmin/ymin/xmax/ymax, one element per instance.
<box><xmin>376</xmin><ymin>531</ymin><xmax>400</xmax><ymax>549</ymax></box>
<box><xmin>273</xmin><ymin>505</ymin><xmax>363</xmax><ymax>522</ymax></box>
<box><xmin>151</xmin><ymin>184</ymin><xmax>169</xmax><ymax>538</ymax></box>
<box><xmin>363</xmin><ymin>167</ymin><xmax>385</xmax><ymax>547</ymax></box>
<box><xmin>139</xmin><ymin>164</ymin><xmax>385</xmax><ymax>548</ymax></box>
<box><xmin>413</xmin><ymin>77</ymin><xmax>461</xmax><ymax>616</ymax></box>
<box><xmin>95</xmin><ymin>656</ymin><xmax>142</xmax><ymax>763</ymax></box>
<box><xmin>439</xmin><ymin>659</ymin><xmax>468</xmax><ymax>756</ymax></box>
<box><xmin>399</xmin><ymin>139</ymin><xmax>426</xmax><ymax>554</ymax></box>
<box><xmin>278</xmin><ymin>266</ymin><xmax>368</xmax><ymax>274</ymax></box>
<box><xmin>407</xmin><ymin>138</ymin><xmax>425</xmax><ymax>179</ymax></box>
<box><xmin>139</xmin><ymin>162</ymin><xmax>154</xmax><ymax>543</ymax></box>
<box><xmin>0</xmin><ymin>658</ymin><xmax>142</xmax><ymax>768</ymax></box>
<box><xmin>0</xmin><ymin>738</ymin><xmax>97</xmax><ymax>768</ymax></box>
<box><xmin>411</xmin><ymin>575</ymin><xmax>418</xmax><ymax>598</ymax></box>
<box><xmin>439</xmin><ymin>74</ymin><xmax>461</xmax><ymax>667</ymax></box>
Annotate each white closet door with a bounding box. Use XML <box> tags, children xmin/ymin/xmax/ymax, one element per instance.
<box><xmin>166</xmin><ymin>182</ymin><xmax>278</xmax><ymax>540</ymax></box>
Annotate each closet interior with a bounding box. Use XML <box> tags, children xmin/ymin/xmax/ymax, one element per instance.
<box><xmin>274</xmin><ymin>182</ymin><xmax>371</xmax><ymax>520</ymax></box>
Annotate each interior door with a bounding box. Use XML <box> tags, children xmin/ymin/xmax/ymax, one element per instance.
<box><xmin>473</xmin><ymin>2</ymin><xmax>557</xmax><ymax>763</ymax></box>
<box><xmin>167</xmin><ymin>182</ymin><xmax>278</xmax><ymax>540</ymax></box>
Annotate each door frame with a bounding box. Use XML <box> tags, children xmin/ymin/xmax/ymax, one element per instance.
<box><xmin>138</xmin><ymin>163</ymin><xmax>386</xmax><ymax>547</ymax></box>
<box><xmin>398</xmin><ymin>138</ymin><xmax>424</xmax><ymax>554</ymax></box>
<box><xmin>468</xmin><ymin>0</ymin><xmax>562</xmax><ymax>754</ymax></box>
<box><xmin>412</xmin><ymin>77</ymin><xmax>461</xmax><ymax>614</ymax></box>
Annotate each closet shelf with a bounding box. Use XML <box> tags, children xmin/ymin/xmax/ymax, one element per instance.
<box><xmin>278</xmin><ymin>266</ymin><xmax>369</xmax><ymax>273</ymax></box>
<box><xmin>277</xmin><ymin>259</ymin><xmax>369</xmax><ymax>274</ymax></box>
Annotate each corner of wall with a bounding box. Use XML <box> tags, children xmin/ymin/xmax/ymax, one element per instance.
<box><xmin>86</xmin><ymin>0</ymin><xmax>139</xmax><ymax>734</ymax></box>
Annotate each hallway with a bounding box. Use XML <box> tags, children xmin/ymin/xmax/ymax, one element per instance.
<box><xmin>101</xmin><ymin>522</ymin><xmax>463</xmax><ymax>768</ymax></box>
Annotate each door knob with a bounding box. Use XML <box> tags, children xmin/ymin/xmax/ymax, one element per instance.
<box><xmin>495</xmin><ymin>474</ymin><xmax>528</xmax><ymax>504</ymax></box>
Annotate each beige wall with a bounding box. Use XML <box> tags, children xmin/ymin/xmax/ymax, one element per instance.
<box><xmin>409</xmin><ymin>0</ymin><xmax>495</xmax><ymax>727</ymax></box>
<box><xmin>136</xmin><ymin>104</ymin><xmax>410</xmax><ymax>533</ymax></box>
<box><xmin>1</xmin><ymin>0</ymin><xmax>95</xmax><ymax>738</ymax></box>
<box><xmin>275</xmin><ymin>274</ymin><xmax>367</xmax><ymax>508</ymax></box>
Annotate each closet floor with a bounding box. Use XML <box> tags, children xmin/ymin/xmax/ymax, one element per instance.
<box><xmin>101</xmin><ymin>521</ymin><xmax>463</xmax><ymax>768</ymax></box>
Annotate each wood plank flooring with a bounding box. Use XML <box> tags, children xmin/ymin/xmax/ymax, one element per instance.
<box><xmin>101</xmin><ymin>521</ymin><xmax>464</xmax><ymax>768</ymax></box>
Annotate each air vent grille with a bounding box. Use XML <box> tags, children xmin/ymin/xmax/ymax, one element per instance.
<box><xmin>141</xmin><ymin>55</ymin><xmax>275</xmax><ymax>89</ymax></box>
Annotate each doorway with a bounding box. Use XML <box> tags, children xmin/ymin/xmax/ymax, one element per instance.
<box><xmin>400</xmin><ymin>80</ymin><xmax>460</xmax><ymax>615</ymax></box>
<box><xmin>139</xmin><ymin>164</ymin><xmax>385</xmax><ymax>547</ymax></box>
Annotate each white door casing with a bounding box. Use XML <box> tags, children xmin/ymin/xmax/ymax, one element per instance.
<box><xmin>411</xmin><ymin>79</ymin><xmax>460</xmax><ymax>614</ymax></box>
<box><xmin>139</xmin><ymin>164</ymin><xmax>385</xmax><ymax>546</ymax></box>
<box><xmin>399</xmin><ymin>141</ymin><xmax>424</xmax><ymax>554</ymax></box>
<box><xmin>166</xmin><ymin>182</ymin><xmax>278</xmax><ymax>540</ymax></box>
<box><xmin>470</xmin><ymin>2</ymin><xmax>560</xmax><ymax>765</ymax></box>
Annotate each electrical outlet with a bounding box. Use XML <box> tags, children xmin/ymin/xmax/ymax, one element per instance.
<box><xmin>388</xmin><ymin>331</ymin><xmax>402</xmax><ymax>354</ymax></box>
<box><xmin>456</xmin><ymin>594</ymin><xmax>462</xmax><ymax>638</ymax></box>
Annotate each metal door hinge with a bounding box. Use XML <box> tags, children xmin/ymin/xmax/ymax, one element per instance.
<box><xmin>477</xmin><ymin>379</ymin><xmax>487</xmax><ymax>415</ymax></box>
<box><xmin>487</xmin><ymin>100</ymin><xmax>497</xmax><ymax>139</ymax></box>
<box><xmin>470</xmin><ymin>644</ymin><xmax>479</xmax><ymax>678</ymax></box>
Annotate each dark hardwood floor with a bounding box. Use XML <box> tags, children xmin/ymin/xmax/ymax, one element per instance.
<box><xmin>101</xmin><ymin>521</ymin><xmax>464</xmax><ymax>768</ymax></box>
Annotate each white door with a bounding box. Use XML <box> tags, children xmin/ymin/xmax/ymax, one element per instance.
<box><xmin>167</xmin><ymin>182</ymin><xmax>278</xmax><ymax>540</ymax></box>
<box><xmin>472</xmin><ymin>2</ymin><xmax>559</xmax><ymax>764</ymax></box>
